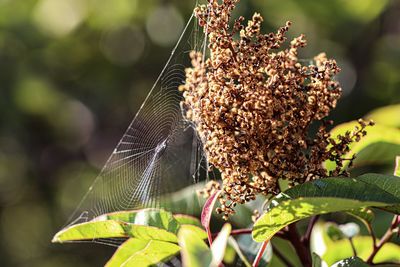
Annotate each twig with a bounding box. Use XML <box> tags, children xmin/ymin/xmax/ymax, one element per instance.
<box><xmin>207</xmin><ymin>228</ymin><xmax>213</xmax><ymax>245</ymax></box>
<box><xmin>349</xmin><ymin>237</ymin><xmax>357</xmax><ymax>257</ymax></box>
<box><xmin>366</xmin><ymin>220</ymin><xmax>377</xmax><ymax>251</ymax></box>
<box><xmin>366</xmin><ymin>215</ymin><xmax>399</xmax><ymax>264</ymax></box>
<box><xmin>301</xmin><ymin>215</ymin><xmax>319</xmax><ymax>245</ymax></box>
<box><xmin>287</xmin><ymin>223</ymin><xmax>312</xmax><ymax>267</ymax></box>
<box><xmin>212</xmin><ymin>228</ymin><xmax>251</xmax><ymax>238</ymax></box>
<box><xmin>252</xmin><ymin>241</ymin><xmax>268</xmax><ymax>267</ymax></box>
<box><xmin>272</xmin><ymin>243</ymin><xmax>295</xmax><ymax>267</ymax></box>
<box><xmin>211</xmin><ymin>228</ymin><xmax>286</xmax><ymax>239</ymax></box>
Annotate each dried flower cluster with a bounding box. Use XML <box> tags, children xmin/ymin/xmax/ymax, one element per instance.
<box><xmin>180</xmin><ymin>0</ymin><xmax>371</xmax><ymax>219</ymax></box>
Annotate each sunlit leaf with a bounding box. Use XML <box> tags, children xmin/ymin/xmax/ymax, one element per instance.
<box><xmin>105</xmin><ymin>238</ymin><xmax>180</xmax><ymax>267</ymax></box>
<box><xmin>252</xmin><ymin>174</ymin><xmax>400</xmax><ymax>242</ymax></box>
<box><xmin>311</xmin><ymin>222</ymin><xmax>400</xmax><ymax>265</ymax></box>
<box><xmin>326</xmin><ymin>237</ymin><xmax>400</xmax><ymax>265</ymax></box>
<box><xmin>173</xmin><ymin>214</ymin><xmax>202</xmax><ymax>227</ymax></box>
<box><xmin>178</xmin><ymin>225</ymin><xmax>213</xmax><ymax>267</ymax></box>
<box><xmin>325</xmin><ymin>121</ymin><xmax>400</xmax><ymax>170</ymax></box>
<box><xmin>52</xmin><ymin>209</ymin><xmax>182</xmax><ymax>243</ymax></box>
<box><xmin>395</xmin><ymin>156</ymin><xmax>400</xmax><ymax>177</ymax></box>
<box><xmin>178</xmin><ymin>223</ymin><xmax>231</xmax><ymax>267</ymax></box>
<box><xmin>210</xmin><ymin>223</ymin><xmax>231</xmax><ymax>266</ymax></box>
<box><xmin>179</xmin><ymin>224</ymin><xmax>208</xmax><ymax>240</ymax></box>
<box><xmin>104</xmin><ymin>209</ymin><xmax>180</xmax><ymax>234</ymax></box>
<box><xmin>52</xmin><ymin>220</ymin><xmax>128</xmax><ymax>242</ymax></box>
<box><xmin>366</xmin><ymin>104</ymin><xmax>400</xmax><ymax>129</ymax></box>
<box><xmin>52</xmin><ymin>220</ymin><xmax>179</xmax><ymax>243</ymax></box>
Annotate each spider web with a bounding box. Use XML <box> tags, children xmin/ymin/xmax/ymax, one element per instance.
<box><xmin>62</xmin><ymin>1</ymin><xmax>210</xmax><ymax>239</ymax></box>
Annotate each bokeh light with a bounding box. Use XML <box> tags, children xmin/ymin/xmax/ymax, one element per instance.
<box><xmin>100</xmin><ymin>25</ymin><xmax>145</xmax><ymax>66</ymax></box>
<box><xmin>33</xmin><ymin>0</ymin><xmax>88</xmax><ymax>37</ymax></box>
<box><xmin>146</xmin><ymin>5</ymin><xmax>184</xmax><ymax>46</ymax></box>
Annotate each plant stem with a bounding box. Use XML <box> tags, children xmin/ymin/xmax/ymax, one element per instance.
<box><xmin>212</xmin><ymin>228</ymin><xmax>252</xmax><ymax>238</ymax></box>
<box><xmin>349</xmin><ymin>237</ymin><xmax>357</xmax><ymax>257</ymax></box>
<box><xmin>272</xmin><ymin>244</ymin><xmax>295</xmax><ymax>267</ymax></box>
<box><xmin>366</xmin><ymin>215</ymin><xmax>399</xmax><ymax>264</ymax></box>
<box><xmin>211</xmin><ymin>228</ymin><xmax>286</xmax><ymax>239</ymax></box>
<box><xmin>207</xmin><ymin>227</ymin><xmax>213</xmax><ymax>245</ymax></box>
<box><xmin>301</xmin><ymin>215</ymin><xmax>319</xmax><ymax>246</ymax></box>
<box><xmin>287</xmin><ymin>223</ymin><xmax>312</xmax><ymax>267</ymax></box>
<box><xmin>252</xmin><ymin>240</ymin><xmax>268</xmax><ymax>267</ymax></box>
<box><xmin>366</xmin><ymin>221</ymin><xmax>377</xmax><ymax>251</ymax></box>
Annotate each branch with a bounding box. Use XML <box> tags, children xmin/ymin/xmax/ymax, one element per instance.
<box><xmin>366</xmin><ymin>215</ymin><xmax>399</xmax><ymax>264</ymax></box>
<box><xmin>287</xmin><ymin>223</ymin><xmax>312</xmax><ymax>267</ymax></box>
<box><xmin>301</xmin><ymin>215</ymin><xmax>319</xmax><ymax>246</ymax></box>
<box><xmin>252</xmin><ymin>240</ymin><xmax>268</xmax><ymax>267</ymax></box>
<box><xmin>212</xmin><ymin>228</ymin><xmax>252</xmax><ymax>238</ymax></box>
<box><xmin>349</xmin><ymin>237</ymin><xmax>357</xmax><ymax>257</ymax></box>
<box><xmin>366</xmin><ymin>220</ymin><xmax>377</xmax><ymax>251</ymax></box>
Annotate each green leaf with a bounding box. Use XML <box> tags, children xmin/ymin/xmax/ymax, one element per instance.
<box><xmin>178</xmin><ymin>223</ymin><xmax>232</xmax><ymax>267</ymax></box>
<box><xmin>312</xmin><ymin>252</ymin><xmax>323</xmax><ymax>267</ymax></box>
<box><xmin>52</xmin><ymin>220</ymin><xmax>179</xmax><ymax>243</ymax></box>
<box><xmin>123</xmin><ymin>224</ymin><xmax>178</xmax><ymax>243</ymax></box>
<box><xmin>105</xmin><ymin>238</ymin><xmax>180</xmax><ymax>267</ymax></box>
<box><xmin>162</xmin><ymin>182</ymin><xmax>206</xmax><ymax>215</ymax></box>
<box><xmin>179</xmin><ymin>224</ymin><xmax>208</xmax><ymax>240</ymax></box>
<box><xmin>347</xmin><ymin>208</ymin><xmax>375</xmax><ymax>226</ymax></box>
<box><xmin>252</xmin><ymin>175</ymin><xmax>400</xmax><ymax>242</ymax></box>
<box><xmin>228</xmin><ymin>237</ymin><xmax>252</xmax><ymax>267</ymax></box>
<box><xmin>326</xmin><ymin>223</ymin><xmax>346</xmax><ymax>241</ymax></box>
<box><xmin>356</xmin><ymin>173</ymin><xmax>400</xmax><ymax>213</ymax></box>
<box><xmin>173</xmin><ymin>214</ymin><xmax>202</xmax><ymax>227</ymax></box>
<box><xmin>395</xmin><ymin>156</ymin><xmax>400</xmax><ymax>177</ymax></box>
<box><xmin>331</xmin><ymin>256</ymin><xmax>369</xmax><ymax>267</ymax></box>
<box><xmin>325</xmin><ymin>121</ymin><xmax>400</xmax><ymax>170</ymax></box>
<box><xmin>326</xmin><ymin>236</ymin><xmax>400</xmax><ymax>265</ymax></box>
<box><xmin>235</xmin><ymin>234</ymin><xmax>273</xmax><ymax>266</ymax></box>
<box><xmin>178</xmin><ymin>225</ymin><xmax>213</xmax><ymax>267</ymax></box>
<box><xmin>52</xmin><ymin>220</ymin><xmax>128</xmax><ymax>242</ymax></box>
<box><xmin>366</xmin><ymin>104</ymin><xmax>400</xmax><ymax>128</ymax></box>
<box><xmin>311</xmin><ymin>222</ymin><xmax>400</xmax><ymax>265</ymax></box>
<box><xmin>52</xmin><ymin>209</ymin><xmax>181</xmax><ymax>243</ymax></box>
<box><xmin>223</xmin><ymin>240</ymin><xmax>237</xmax><ymax>265</ymax></box>
<box><xmin>210</xmin><ymin>223</ymin><xmax>232</xmax><ymax>266</ymax></box>
<box><xmin>97</xmin><ymin>208</ymin><xmax>180</xmax><ymax>233</ymax></box>
<box><xmin>270</xmin><ymin>237</ymin><xmax>303</xmax><ymax>267</ymax></box>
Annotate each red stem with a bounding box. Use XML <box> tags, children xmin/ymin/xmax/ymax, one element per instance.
<box><xmin>212</xmin><ymin>228</ymin><xmax>252</xmax><ymax>238</ymax></box>
<box><xmin>287</xmin><ymin>223</ymin><xmax>312</xmax><ymax>267</ymax></box>
<box><xmin>252</xmin><ymin>240</ymin><xmax>269</xmax><ymax>267</ymax></box>
<box><xmin>206</xmin><ymin>227</ymin><xmax>213</xmax><ymax>245</ymax></box>
<box><xmin>366</xmin><ymin>215</ymin><xmax>399</xmax><ymax>264</ymax></box>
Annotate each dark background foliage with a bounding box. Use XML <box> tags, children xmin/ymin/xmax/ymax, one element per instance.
<box><xmin>0</xmin><ymin>0</ymin><xmax>399</xmax><ymax>266</ymax></box>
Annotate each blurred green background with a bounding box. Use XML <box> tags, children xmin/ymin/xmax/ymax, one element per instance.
<box><xmin>0</xmin><ymin>0</ymin><xmax>399</xmax><ymax>266</ymax></box>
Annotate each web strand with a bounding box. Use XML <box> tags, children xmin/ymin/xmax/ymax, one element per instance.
<box><xmin>64</xmin><ymin>2</ymin><xmax>209</xmax><ymax>235</ymax></box>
